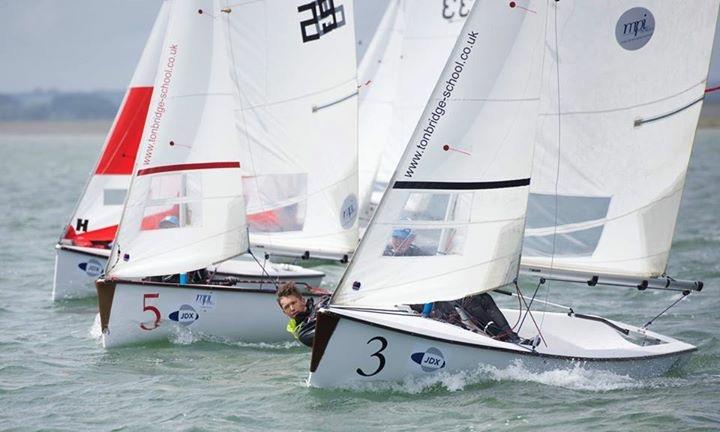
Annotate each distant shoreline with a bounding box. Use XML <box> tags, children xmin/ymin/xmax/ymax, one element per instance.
<box><xmin>2</xmin><ymin>117</ymin><xmax>720</xmax><ymax>135</ymax></box>
<box><xmin>0</xmin><ymin>120</ymin><xmax>111</xmax><ymax>135</ymax></box>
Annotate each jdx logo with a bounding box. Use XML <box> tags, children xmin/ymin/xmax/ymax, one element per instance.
<box><xmin>411</xmin><ymin>347</ymin><xmax>446</xmax><ymax>372</ymax></box>
<box><xmin>78</xmin><ymin>259</ymin><xmax>103</xmax><ymax>277</ymax></box>
<box><xmin>297</xmin><ymin>0</ymin><xmax>346</xmax><ymax>43</ymax></box>
<box><xmin>169</xmin><ymin>304</ymin><xmax>199</xmax><ymax>326</ymax></box>
<box><xmin>615</xmin><ymin>7</ymin><xmax>655</xmax><ymax>51</ymax></box>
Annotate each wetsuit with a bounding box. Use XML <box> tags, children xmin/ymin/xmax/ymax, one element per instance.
<box><xmin>414</xmin><ymin>294</ymin><xmax>520</xmax><ymax>342</ymax></box>
<box><xmin>285</xmin><ymin>296</ymin><xmax>330</xmax><ymax>347</ymax></box>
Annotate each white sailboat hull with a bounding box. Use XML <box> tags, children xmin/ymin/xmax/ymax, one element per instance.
<box><xmin>308</xmin><ymin>307</ymin><xmax>696</xmax><ymax>388</ymax></box>
<box><xmin>53</xmin><ymin>244</ymin><xmax>325</xmax><ymax>300</ymax></box>
<box><xmin>97</xmin><ymin>279</ymin><xmax>325</xmax><ymax>348</ymax></box>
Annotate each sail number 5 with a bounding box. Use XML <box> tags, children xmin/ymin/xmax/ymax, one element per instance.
<box><xmin>140</xmin><ymin>293</ymin><xmax>161</xmax><ymax>331</ymax></box>
<box><xmin>356</xmin><ymin>336</ymin><xmax>388</xmax><ymax>377</ymax></box>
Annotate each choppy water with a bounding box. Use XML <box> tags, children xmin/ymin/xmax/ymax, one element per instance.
<box><xmin>0</xmin><ymin>129</ymin><xmax>718</xmax><ymax>431</ymax></box>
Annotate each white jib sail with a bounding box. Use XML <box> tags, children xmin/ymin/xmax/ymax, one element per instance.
<box><xmin>60</xmin><ymin>2</ymin><xmax>169</xmax><ymax>248</ymax></box>
<box><xmin>226</xmin><ymin>0</ymin><xmax>359</xmax><ymax>260</ymax></box>
<box><xmin>358</xmin><ymin>0</ymin><xmax>474</xmax><ymax>223</ymax></box>
<box><xmin>333</xmin><ymin>0</ymin><xmax>548</xmax><ymax>308</ymax></box>
<box><xmin>107</xmin><ymin>0</ymin><xmax>248</xmax><ymax>279</ymax></box>
<box><xmin>522</xmin><ymin>0</ymin><xmax>720</xmax><ymax>279</ymax></box>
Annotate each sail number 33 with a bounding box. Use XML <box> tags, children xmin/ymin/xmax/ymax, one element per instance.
<box><xmin>443</xmin><ymin>0</ymin><xmax>472</xmax><ymax>20</ymax></box>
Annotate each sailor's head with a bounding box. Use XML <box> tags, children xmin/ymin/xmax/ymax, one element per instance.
<box><xmin>390</xmin><ymin>228</ymin><xmax>415</xmax><ymax>254</ymax></box>
<box><xmin>159</xmin><ymin>215</ymin><xmax>179</xmax><ymax>229</ymax></box>
<box><xmin>277</xmin><ymin>281</ymin><xmax>306</xmax><ymax>318</ymax></box>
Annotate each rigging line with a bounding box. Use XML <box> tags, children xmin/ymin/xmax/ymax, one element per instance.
<box><xmin>247</xmin><ymin>248</ymin><xmax>280</xmax><ymax>291</ymax></box>
<box><xmin>514</xmin><ymin>281</ymin><xmax>548</xmax><ymax>347</ymax></box>
<box><xmin>705</xmin><ymin>84</ymin><xmax>720</xmax><ymax>93</ymax></box>
<box><xmin>642</xmin><ymin>290</ymin><xmax>691</xmax><ymax>329</ymax></box>
<box><xmin>542</xmin><ymin>1</ymin><xmax>562</xmax><ymax>331</ymax></box>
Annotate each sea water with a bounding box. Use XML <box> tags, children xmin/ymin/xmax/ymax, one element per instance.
<box><xmin>0</xmin><ymin>129</ymin><xmax>718</xmax><ymax>431</ymax></box>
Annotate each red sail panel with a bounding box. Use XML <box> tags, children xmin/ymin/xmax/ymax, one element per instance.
<box><xmin>63</xmin><ymin>224</ymin><xmax>118</xmax><ymax>248</ymax></box>
<box><xmin>95</xmin><ymin>86</ymin><xmax>154</xmax><ymax>175</ymax></box>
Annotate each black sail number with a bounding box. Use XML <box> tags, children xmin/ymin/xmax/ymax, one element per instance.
<box><xmin>356</xmin><ymin>336</ymin><xmax>388</xmax><ymax>377</ymax></box>
<box><xmin>442</xmin><ymin>0</ymin><xmax>471</xmax><ymax>20</ymax></box>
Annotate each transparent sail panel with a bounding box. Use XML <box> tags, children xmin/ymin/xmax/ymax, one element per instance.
<box><xmin>243</xmin><ymin>174</ymin><xmax>308</xmax><ymax>233</ymax></box>
<box><xmin>103</xmin><ymin>189</ymin><xmax>127</xmax><ymax>206</ymax></box>
<box><xmin>382</xmin><ymin>227</ymin><xmax>467</xmax><ymax>257</ymax></box>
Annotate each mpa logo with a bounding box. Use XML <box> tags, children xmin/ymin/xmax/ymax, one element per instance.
<box><xmin>195</xmin><ymin>293</ymin><xmax>216</xmax><ymax>310</ymax></box>
<box><xmin>78</xmin><ymin>259</ymin><xmax>103</xmax><ymax>277</ymax></box>
<box><xmin>169</xmin><ymin>304</ymin><xmax>199</xmax><ymax>326</ymax></box>
<box><xmin>410</xmin><ymin>347</ymin><xmax>446</xmax><ymax>372</ymax></box>
<box><xmin>615</xmin><ymin>7</ymin><xmax>655</xmax><ymax>51</ymax></box>
<box><xmin>339</xmin><ymin>193</ymin><xmax>358</xmax><ymax>229</ymax></box>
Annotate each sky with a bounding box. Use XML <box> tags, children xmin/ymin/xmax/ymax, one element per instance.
<box><xmin>0</xmin><ymin>0</ymin><xmax>386</xmax><ymax>93</ymax></box>
<box><xmin>1</xmin><ymin>1</ymin><xmax>720</xmax><ymax>93</ymax></box>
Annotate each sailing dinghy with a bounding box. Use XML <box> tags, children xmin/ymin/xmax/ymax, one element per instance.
<box><xmin>53</xmin><ymin>1</ymin><xmax>323</xmax><ymax>301</ymax></box>
<box><xmin>308</xmin><ymin>0</ymin><xmax>714</xmax><ymax>388</ymax></box>
<box><xmin>95</xmin><ymin>0</ymin><xmax>356</xmax><ymax>348</ymax></box>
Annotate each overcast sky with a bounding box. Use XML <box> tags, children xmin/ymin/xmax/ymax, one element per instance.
<box><xmin>1</xmin><ymin>1</ymin><xmax>719</xmax><ymax>93</ymax></box>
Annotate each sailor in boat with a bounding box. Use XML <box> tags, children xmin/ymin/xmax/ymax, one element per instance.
<box><xmin>385</xmin><ymin>228</ymin><xmax>523</xmax><ymax>343</ymax></box>
<box><xmin>277</xmin><ymin>281</ymin><xmax>330</xmax><ymax>347</ymax></box>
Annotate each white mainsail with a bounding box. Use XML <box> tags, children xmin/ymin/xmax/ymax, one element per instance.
<box><xmin>107</xmin><ymin>0</ymin><xmax>247</xmax><ymax>279</ymax></box>
<box><xmin>333</xmin><ymin>0</ymin><xmax>548</xmax><ymax>308</ymax></box>
<box><xmin>226</xmin><ymin>0</ymin><xmax>359</xmax><ymax>260</ymax></box>
<box><xmin>358</xmin><ymin>0</ymin><xmax>473</xmax><ymax>222</ymax></box>
<box><xmin>60</xmin><ymin>3</ymin><xmax>169</xmax><ymax>248</ymax></box>
<box><xmin>522</xmin><ymin>1</ymin><xmax>720</xmax><ymax>280</ymax></box>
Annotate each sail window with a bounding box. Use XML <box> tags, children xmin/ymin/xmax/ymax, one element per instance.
<box><xmin>398</xmin><ymin>192</ymin><xmax>472</xmax><ymax>222</ymax></box>
<box><xmin>243</xmin><ymin>174</ymin><xmax>308</xmax><ymax>232</ymax></box>
<box><xmin>103</xmin><ymin>189</ymin><xmax>127</xmax><ymax>206</ymax></box>
<box><xmin>523</xmin><ymin>226</ymin><xmax>603</xmax><ymax>257</ymax></box>
<box><xmin>382</xmin><ymin>227</ymin><xmax>467</xmax><ymax>257</ymax></box>
<box><xmin>138</xmin><ymin>173</ymin><xmax>204</xmax><ymax>231</ymax></box>
<box><xmin>526</xmin><ymin>193</ymin><xmax>610</xmax><ymax>229</ymax></box>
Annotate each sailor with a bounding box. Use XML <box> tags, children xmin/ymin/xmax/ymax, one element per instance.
<box><xmin>276</xmin><ymin>281</ymin><xmax>329</xmax><ymax>347</ymax></box>
<box><xmin>387</xmin><ymin>229</ymin><xmax>522</xmax><ymax>342</ymax></box>
<box><xmin>383</xmin><ymin>228</ymin><xmax>434</xmax><ymax>256</ymax></box>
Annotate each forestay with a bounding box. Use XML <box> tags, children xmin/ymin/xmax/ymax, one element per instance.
<box><xmin>333</xmin><ymin>0</ymin><xmax>548</xmax><ymax>308</ymax></box>
<box><xmin>522</xmin><ymin>1</ymin><xmax>720</xmax><ymax>278</ymax></box>
<box><xmin>107</xmin><ymin>0</ymin><xmax>248</xmax><ymax>279</ymax></box>
<box><xmin>60</xmin><ymin>3</ymin><xmax>169</xmax><ymax>248</ymax></box>
<box><xmin>226</xmin><ymin>0</ymin><xmax>359</xmax><ymax>259</ymax></box>
<box><xmin>358</xmin><ymin>0</ymin><xmax>474</xmax><ymax>223</ymax></box>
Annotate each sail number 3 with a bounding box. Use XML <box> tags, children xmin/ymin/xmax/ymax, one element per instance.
<box><xmin>356</xmin><ymin>336</ymin><xmax>388</xmax><ymax>377</ymax></box>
